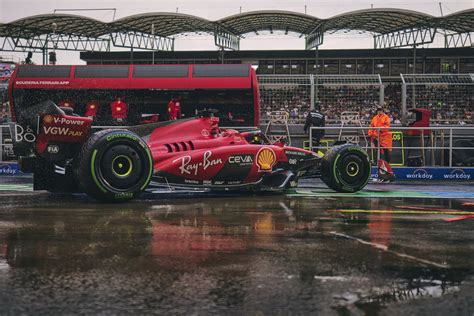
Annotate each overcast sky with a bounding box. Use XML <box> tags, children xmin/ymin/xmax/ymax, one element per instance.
<box><xmin>1</xmin><ymin>0</ymin><xmax>472</xmax><ymax>64</ymax></box>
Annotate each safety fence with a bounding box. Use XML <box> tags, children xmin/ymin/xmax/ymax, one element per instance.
<box><xmin>400</xmin><ymin>74</ymin><xmax>474</xmax><ymax>125</ymax></box>
<box><xmin>258</xmin><ymin>74</ymin><xmax>384</xmax><ymax>125</ymax></box>
<box><xmin>258</xmin><ymin>73</ymin><xmax>474</xmax><ymax>125</ymax></box>
<box><xmin>308</xmin><ymin>126</ymin><xmax>474</xmax><ymax>168</ymax></box>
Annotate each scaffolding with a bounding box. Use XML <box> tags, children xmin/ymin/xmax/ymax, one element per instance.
<box><xmin>258</xmin><ymin>74</ymin><xmax>383</xmax><ymax>124</ymax></box>
<box><xmin>401</xmin><ymin>74</ymin><xmax>474</xmax><ymax>124</ymax></box>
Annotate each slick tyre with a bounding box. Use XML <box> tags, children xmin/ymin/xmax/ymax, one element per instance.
<box><xmin>320</xmin><ymin>143</ymin><xmax>370</xmax><ymax>193</ymax></box>
<box><xmin>76</xmin><ymin>129</ymin><xmax>153</xmax><ymax>202</ymax></box>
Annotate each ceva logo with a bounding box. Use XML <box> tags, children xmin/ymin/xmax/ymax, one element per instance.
<box><xmin>406</xmin><ymin>168</ymin><xmax>433</xmax><ymax>180</ymax></box>
<box><xmin>444</xmin><ymin>169</ymin><xmax>471</xmax><ymax>180</ymax></box>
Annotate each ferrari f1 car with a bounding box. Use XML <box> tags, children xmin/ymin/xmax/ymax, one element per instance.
<box><xmin>10</xmin><ymin>101</ymin><xmax>371</xmax><ymax>202</ymax></box>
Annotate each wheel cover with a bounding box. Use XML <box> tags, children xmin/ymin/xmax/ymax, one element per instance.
<box><xmin>98</xmin><ymin>144</ymin><xmax>144</xmax><ymax>190</ymax></box>
<box><xmin>346</xmin><ymin>161</ymin><xmax>360</xmax><ymax>177</ymax></box>
<box><xmin>111</xmin><ymin>155</ymin><xmax>133</xmax><ymax>178</ymax></box>
<box><xmin>339</xmin><ymin>154</ymin><xmax>367</xmax><ymax>186</ymax></box>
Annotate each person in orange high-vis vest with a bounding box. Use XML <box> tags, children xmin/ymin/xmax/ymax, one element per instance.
<box><xmin>368</xmin><ymin>107</ymin><xmax>392</xmax><ymax>163</ymax></box>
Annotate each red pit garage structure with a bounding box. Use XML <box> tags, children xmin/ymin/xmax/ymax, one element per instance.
<box><xmin>8</xmin><ymin>64</ymin><xmax>260</xmax><ymax>127</ymax></box>
<box><xmin>7</xmin><ymin>64</ymin><xmax>371</xmax><ymax>202</ymax></box>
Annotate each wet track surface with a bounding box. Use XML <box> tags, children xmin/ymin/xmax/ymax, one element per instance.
<box><xmin>0</xmin><ymin>179</ymin><xmax>473</xmax><ymax>315</ymax></box>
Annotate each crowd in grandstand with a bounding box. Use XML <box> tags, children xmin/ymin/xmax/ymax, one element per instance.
<box><xmin>260</xmin><ymin>83</ymin><xmax>473</xmax><ymax>125</ymax></box>
<box><xmin>260</xmin><ymin>87</ymin><xmax>311</xmax><ymax>124</ymax></box>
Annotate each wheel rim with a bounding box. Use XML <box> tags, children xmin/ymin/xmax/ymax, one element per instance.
<box><xmin>339</xmin><ymin>154</ymin><xmax>367</xmax><ymax>185</ymax></box>
<box><xmin>111</xmin><ymin>155</ymin><xmax>133</xmax><ymax>178</ymax></box>
<box><xmin>98</xmin><ymin>144</ymin><xmax>144</xmax><ymax>190</ymax></box>
<box><xmin>346</xmin><ymin>161</ymin><xmax>360</xmax><ymax>177</ymax></box>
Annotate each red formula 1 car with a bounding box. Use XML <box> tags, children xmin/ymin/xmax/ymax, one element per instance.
<box><xmin>10</xmin><ymin>102</ymin><xmax>371</xmax><ymax>202</ymax></box>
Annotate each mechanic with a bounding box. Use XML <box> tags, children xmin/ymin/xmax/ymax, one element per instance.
<box><xmin>368</xmin><ymin>107</ymin><xmax>392</xmax><ymax>163</ymax></box>
<box><xmin>304</xmin><ymin>103</ymin><xmax>325</xmax><ymax>150</ymax></box>
<box><xmin>167</xmin><ymin>96</ymin><xmax>181</xmax><ymax>120</ymax></box>
<box><xmin>110</xmin><ymin>96</ymin><xmax>128</xmax><ymax>124</ymax></box>
<box><xmin>85</xmin><ymin>100</ymin><xmax>100</xmax><ymax>119</ymax></box>
<box><xmin>58</xmin><ymin>98</ymin><xmax>75</xmax><ymax>111</ymax></box>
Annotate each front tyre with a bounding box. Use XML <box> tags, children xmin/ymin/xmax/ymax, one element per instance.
<box><xmin>76</xmin><ymin>129</ymin><xmax>153</xmax><ymax>202</ymax></box>
<box><xmin>320</xmin><ymin>143</ymin><xmax>370</xmax><ymax>193</ymax></box>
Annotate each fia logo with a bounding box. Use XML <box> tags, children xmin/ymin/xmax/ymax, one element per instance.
<box><xmin>47</xmin><ymin>145</ymin><xmax>59</xmax><ymax>154</ymax></box>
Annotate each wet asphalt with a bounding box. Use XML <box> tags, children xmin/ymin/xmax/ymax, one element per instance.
<box><xmin>0</xmin><ymin>180</ymin><xmax>473</xmax><ymax>315</ymax></box>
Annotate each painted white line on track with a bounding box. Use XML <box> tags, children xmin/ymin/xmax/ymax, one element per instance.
<box><xmin>329</xmin><ymin>231</ymin><xmax>450</xmax><ymax>269</ymax></box>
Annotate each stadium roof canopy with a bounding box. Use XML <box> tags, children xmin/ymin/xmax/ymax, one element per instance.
<box><xmin>0</xmin><ymin>8</ymin><xmax>473</xmax><ymax>53</ymax></box>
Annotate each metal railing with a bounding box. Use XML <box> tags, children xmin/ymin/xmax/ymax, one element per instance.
<box><xmin>309</xmin><ymin>126</ymin><xmax>474</xmax><ymax>167</ymax></box>
<box><xmin>2</xmin><ymin>124</ymin><xmax>474</xmax><ymax>168</ymax></box>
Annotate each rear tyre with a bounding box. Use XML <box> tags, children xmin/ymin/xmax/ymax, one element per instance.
<box><xmin>76</xmin><ymin>129</ymin><xmax>153</xmax><ymax>202</ymax></box>
<box><xmin>320</xmin><ymin>143</ymin><xmax>370</xmax><ymax>193</ymax></box>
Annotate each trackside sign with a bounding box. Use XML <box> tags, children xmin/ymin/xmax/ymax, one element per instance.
<box><xmin>0</xmin><ymin>162</ymin><xmax>22</xmax><ymax>176</ymax></box>
<box><xmin>371</xmin><ymin>167</ymin><xmax>474</xmax><ymax>181</ymax></box>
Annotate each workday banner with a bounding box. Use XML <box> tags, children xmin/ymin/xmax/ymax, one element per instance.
<box><xmin>371</xmin><ymin>167</ymin><xmax>474</xmax><ymax>181</ymax></box>
<box><xmin>0</xmin><ymin>162</ymin><xmax>22</xmax><ymax>176</ymax></box>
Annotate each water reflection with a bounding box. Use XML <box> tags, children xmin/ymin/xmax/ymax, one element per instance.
<box><xmin>0</xmin><ymin>196</ymin><xmax>472</xmax><ymax>314</ymax></box>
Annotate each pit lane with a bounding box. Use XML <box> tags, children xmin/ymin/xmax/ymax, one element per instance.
<box><xmin>0</xmin><ymin>177</ymin><xmax>473</xmax><ymax>314</ymax></box>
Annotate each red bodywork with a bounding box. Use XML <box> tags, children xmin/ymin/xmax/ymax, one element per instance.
<box><xmin>36</xmin><ymin>114</ymin><xmax>93</xmax><ymax>154</ymax></box>
<box><xmin>146</xmin><ymin>117</ymin><xmax>318</xmax><ymax>189</ymax></box>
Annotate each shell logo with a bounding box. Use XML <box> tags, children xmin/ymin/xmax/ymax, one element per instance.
<box><xmin>256</xmin><ymin>148</ymin><xmax>276</xmax><ymax>172</ymax></box>
<box><xmin>43</xmin><ymin>115</ymin><xmax>53</xmax><ymax>124</ymax></box>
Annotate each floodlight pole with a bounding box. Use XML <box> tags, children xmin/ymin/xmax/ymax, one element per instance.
<box><xmin>412</xmin><ymin>44</ymin><xmax>416</xmax><ymax>108</ymax></box>
<box><xmin>151</xmin><ymin>23</ymin><xmax>155</xmax><ymax>64</ymax></box>
<box><xmin>314</xmin><ymin>46</ymin><xmax>319</xmax><ymax>107</ymax></box>
<box><xmin>42</xmin><ymin>49</ymin><xmax>47</xmax><ymax>65</ymax></box>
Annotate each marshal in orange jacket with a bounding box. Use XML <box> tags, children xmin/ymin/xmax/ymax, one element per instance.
<box><xmin>368</xmin><ymin>113</ymin><xmax>392</xmax><ymax>150</ymax></box>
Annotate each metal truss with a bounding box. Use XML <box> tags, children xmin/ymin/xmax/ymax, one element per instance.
<box><xmin>214</xmin><ymin>25</ymin><xmax>240</xmax><ymax>51</ymax></box>
<box><xmin>0</xmin><ymin>37</ymin><xmax>41</xmax><ymax>52</ymax></box>
<box><xmin>374</xmin><ymin>27</ymin><xmax>437</xmax><ymax>49</ymax></box>
<box><xmin>444</xmin><ymin>32</ymin><xmax>473</xmax><ymax>48</ymax></box>
<box><xmin>110</xmin><ymin>31</ymin><xmax>174</xmax><ymax>51</ymax></box>
<box><xmin>2</xmin><ymin>33</ymin><xmax>111</xmax><ymax>52</ymax></box>
<box><xmin>305</xmin><ymin>26</ymin><xmax>324</xmax><ymax>50</ymax></box>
